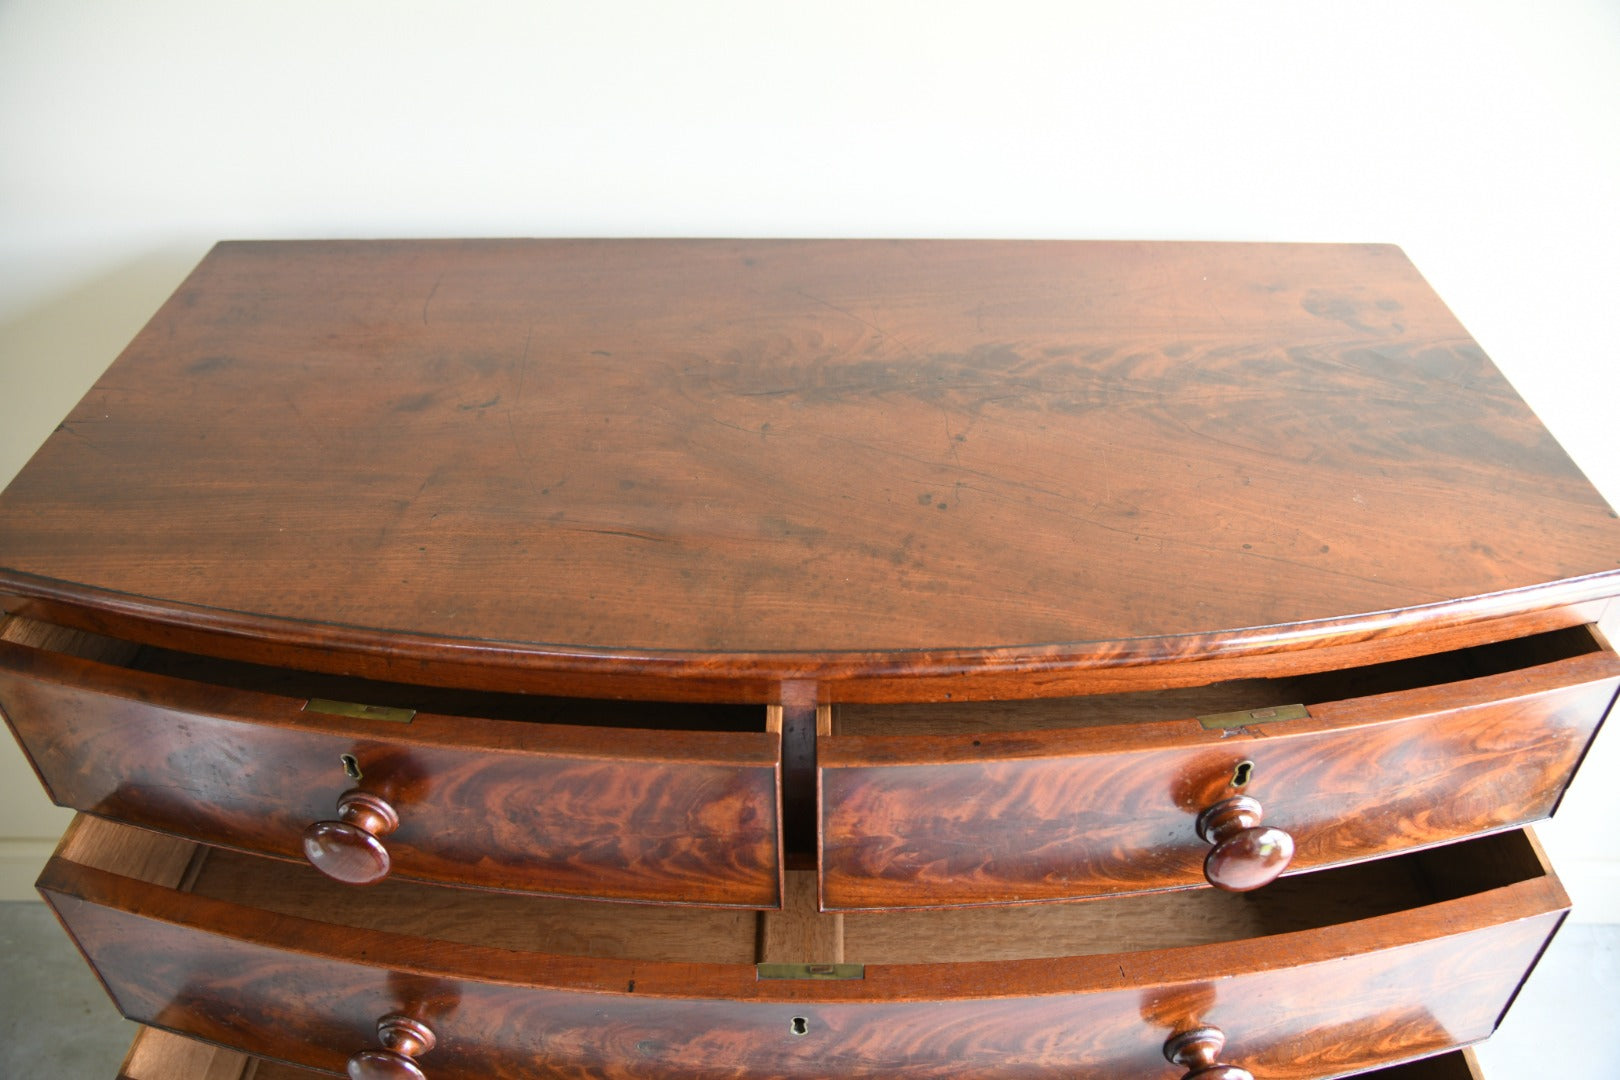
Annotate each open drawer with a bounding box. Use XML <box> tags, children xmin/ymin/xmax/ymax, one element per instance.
<box><xmin>820</xmin><ymin>625</ymin><xmax>1619</xmax><ymax>909</ymax></box>
<box><xmin>46</xmin><ymin>815</ymin><xmax>1566</xmax><ymax>1079</ymax></box>
<box><xmin>0</xmin><ymin>616</ymin><xmax>781</xmax><ymax>907</ymax></box>
<box><xmin>113</xmin><ymin>1028</ymin><xmax>1492</xmax><ymax>1080</ymax></box>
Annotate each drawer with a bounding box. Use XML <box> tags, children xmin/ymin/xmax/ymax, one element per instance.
<box><xmin>1356</xmin><ymin>1053</ymin><xmax>1485</xmax><ymax>1080</ymax></box>
<box><xmin>47</xmin><ymin>814</ymin><xmax>1565</xmax><ymax>1079</ymax></box>
<box><xmin>821</xmin><ymin>625</ymin><xmax>1619</xmax><ymax>909</ymax></box>
<box><xmin>113</xmin><ymin>1028</ymin><xmax>1489</xmax><ymax>1080</ymax></box>
<box><xmin>0</xmin><ymin>616</ymin><xmax>781</xmax><ymax>907</ymax></box>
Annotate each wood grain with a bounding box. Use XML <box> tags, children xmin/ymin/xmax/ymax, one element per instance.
<box><xmin>0</xmin><ymin>624</ymin><xmax>782</xmax><ymax>907</ymax></box>
<box><xmin>116</xmin><ymin>1027</ymin><xmax>1492</xmax><ymax>1080</ymax></box>
<box><xmin>1</xmin><ymin>240</ymin><xmax>1617</xmax><ymax>701</ymax></box>
<box><xmin>758</xmin><ymin>870</ymin><xmax>843</xmax><ymax>965</ymax></box>
<box><xmin>134</xmin><ymin>818</ymin><xmax>1470</xmax><ymax>965</ymax></box>
<box><xmin>54</xmin><ymin>813</ymin><xmax>203</xmax><ymax>890</ymax></box>
<box><xmin>820</xmin><ymin>648</ymin><xmax>1618</xmax><ymax>908</ymax></box>
<box><xmin>189</xmin><ymin>842</ymin><xmax>756</xmax><ymax>964</ymax></box>
<box><xmin>118</xmin><ymin>1026</ymin><xmax>256</xmax><ymax>1080</ymax></box>
<box><xmin>43</xmin><ymin>820</ymin><xmax>1564</xmax><ymax>1079</ymax></box>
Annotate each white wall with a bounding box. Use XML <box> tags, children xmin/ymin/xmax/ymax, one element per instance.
<box><xmin>2</xmin><ymin>0</ymin><xmax>1618</xmax><ymax>914</ymax></box>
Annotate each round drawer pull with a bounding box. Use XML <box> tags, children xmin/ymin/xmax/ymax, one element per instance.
<box><xmin>1164</xmin><ymin>1026</ymin><xmax>1254</xmax><ymax>1080</ymax></box>
<box><xmin>1195</xmin><ymin>794</ymin><xmax>1294</xmax><ymax>892</ymax></box>
<box><xmin>303</xmin><ymin>789</ymin><xmax>400</xmax><ymax>885</ymax></box>
<box><xmin>348</xmin><ymin>1014</ymin><xmax>436</xmax><ymax>1080</ymax></box>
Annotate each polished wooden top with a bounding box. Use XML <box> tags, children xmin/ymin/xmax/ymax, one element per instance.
<box><xmin>0</xmin><ymin>240</ymin><xmax>1616</xmax><ymax>693</ymax></box>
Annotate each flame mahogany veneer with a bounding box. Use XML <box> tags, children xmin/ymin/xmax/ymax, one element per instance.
<box><xmin>113</xmin><ymin>1027</ymin><xmax>1489</xmax><ymax>1080</ymax></box>
<box><xmin>0</xmin><ymin>618</ymin><xmax>783</xmax><ymax>907</ymax></box>
<box><xmin>4</xmin><ymin>240</ymin><xmax>1620</xmax><ymax>1077</ymax></box>
<box><xmin>39</xmin><ymin>816</ymin><xmax>1567</xmax><ymax>1079</ymax></box>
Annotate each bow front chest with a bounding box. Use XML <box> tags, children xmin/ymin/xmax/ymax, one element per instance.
<box><xmin>2</xmin><ymin>239</ymin><xmax>1616</xmax><ymax>1079</ymax></box>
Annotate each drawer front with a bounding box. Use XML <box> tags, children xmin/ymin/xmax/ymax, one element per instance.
<box><xmin>0</xmin><ymin>639</ymin><xmax>781</xmax><ymax>907</ymax></box>
<box><xmin>119</xmin><ymin>1029</ymin><xmax>1483</xmax><ymax>1080</ymax></box>
<box><xmin>821</xmin><ymin>649</ymin><xmax>1618</xmax><ymax>909</ymax></box>
<box><xmin>116</xmin><ymin>1027</ymin><xmax>1489</xmax><ymax>1080</ymax></box>
<box><xmin>44</xmin><ymin>826</ymin><xmax>1564</xmax><ymax>1080</ymax></box>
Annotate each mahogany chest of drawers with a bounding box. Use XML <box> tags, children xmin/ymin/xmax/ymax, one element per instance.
<box><xmin>2</xmin><ymin>239</ymin><xmax>1616</xmax><ymax>1079</ymax></box>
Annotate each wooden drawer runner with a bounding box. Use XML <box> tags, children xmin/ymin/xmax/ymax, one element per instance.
<box><xmin>821</xmin><ymin>626</ymin><xmax>1618</xmax><ymax>909</ymax></box>
<box><xmin>47</xmin><ymin>816</ymin><xmax>1565</xmax><ymax>1080</ymax></box>
<box><xmin>0</xmin><ymin>617</ymin><xmax>781</xmax><ymax>907</ymax></box>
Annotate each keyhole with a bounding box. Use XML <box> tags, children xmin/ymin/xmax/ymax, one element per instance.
<box><xmin>1232</xmin><ymin>760</ymin><xmax>1254</xmax><ymax>788</ymax></box>
<box><xmin>341</xmin><ymin>754</ymin><xmax>363</xmax><ymax>781</ymax></box>
<box><xmin>789</xmin><ymin>1017</ymin><xmax>809</xmax><ymax>1037</ymax></box>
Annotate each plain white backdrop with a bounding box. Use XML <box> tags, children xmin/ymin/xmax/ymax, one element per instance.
<box><xmin>1</xmin><ymin>1</ymin><xmax>1618</xmax><ymax>921</ymax></box>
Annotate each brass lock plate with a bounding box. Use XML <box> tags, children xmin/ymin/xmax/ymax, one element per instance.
<box><xmin>757</xmin><ymin>963</ymin><xmax>865</xmax><ymax>981</ymax></box>
<box><xmin>1196</xmin><ymin>703</ymin><xmax>1309</xmax><ymax>731</ymax></box>
<box><xmin>303</xmin><ymin>699</ymin><xmax>417</xmax><ymax>724</ymax></box>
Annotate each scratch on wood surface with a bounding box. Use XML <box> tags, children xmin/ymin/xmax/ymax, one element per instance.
<box><xmin>709</xmin><ymin>415</ymin><xmax>773</xmax><ymax>438</ymax></box>
<box><xmin>792</xmin><ymin>287</ymin><xmax>920</xmax><ymax>358</ymax></box>
<box><xmin>279</xmin><ymin>391</ymin><xmax>324</xmax><ymax>449</ymax></box>
<box><xmin>507</xmin><ymin>324</ymin><xmax>541</xmax><ymax>496</ymax></box>
<box><xmin>516</xmin><ymin>323</ymin><xmax>534</xmax><ymax>402</ymax></box>
<box><xmin>422</xmin><ymin>273</ymin><xmax>443</xmax><ymax>325</ymax></box>
<box><xmin>571</xmin><ymin>528</ymin><xmax>670</xmax><ymax>544</ymax></box>
<box><xmin>52</xmin><ymin>421</ymin><xmax>106</xmax><ymax>453</ymax></box>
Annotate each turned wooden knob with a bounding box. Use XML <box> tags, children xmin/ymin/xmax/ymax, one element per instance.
<box><xmin>1164</xmin><ymin>1026</ymin><xmax>1254</xmax><ymax>1080</ymax></box>
<box><xmin>1195</xmin><ymin>795</ymin><xmax>1293</xmax><ymax>892</ymax></box>
<box><xmin>348</xmin><ymin>1014</ymin><xmax>436</xmax><ymax>1080</ymax></box>
<box><xmin>303</xmin><ymin>789</ymin><xmax>399</xmax><ymax>885</ymax></box>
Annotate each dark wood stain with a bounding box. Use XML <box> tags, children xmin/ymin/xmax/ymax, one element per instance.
<box><xmin>44</xmin><ymin>820</ymin><xmax>1565</xmax><ymax>1079</ymax></box>
<box><xmin>0</xmin><ymin>630</ymin><xmax>781</xmax><ymax>907</ymax></box>
<box><xmin>0</xmin><ymin>241</ymin><xmax>1615</xmax><ymax>700</ymax></box>
<box><xmin>1</xmin><ymin>241</ymin><xmax>1613</xmax><ymax>1078</ymax></box>
<box><xmin>820</xmin><ymin>645</ymin><xmax>1619</xmax><ymax>908</ymax></box>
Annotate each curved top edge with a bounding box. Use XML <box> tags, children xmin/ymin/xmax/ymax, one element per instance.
<box><xmin>4</xmin><ymin>568</ymin><xmax>1617</xmax><ymax>694</ymax></box>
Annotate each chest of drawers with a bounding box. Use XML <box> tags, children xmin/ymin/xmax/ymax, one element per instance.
<box><xmin>2</xmin><ymin>239</ymin><xmax>1616</xmax><ymax>1079</ymax></box>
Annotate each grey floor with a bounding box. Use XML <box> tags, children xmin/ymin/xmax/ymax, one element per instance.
<box><xmin>0</xmin><ymin>901</ymin><xmax>1614</xmax><ymax>1077</ymax></box>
